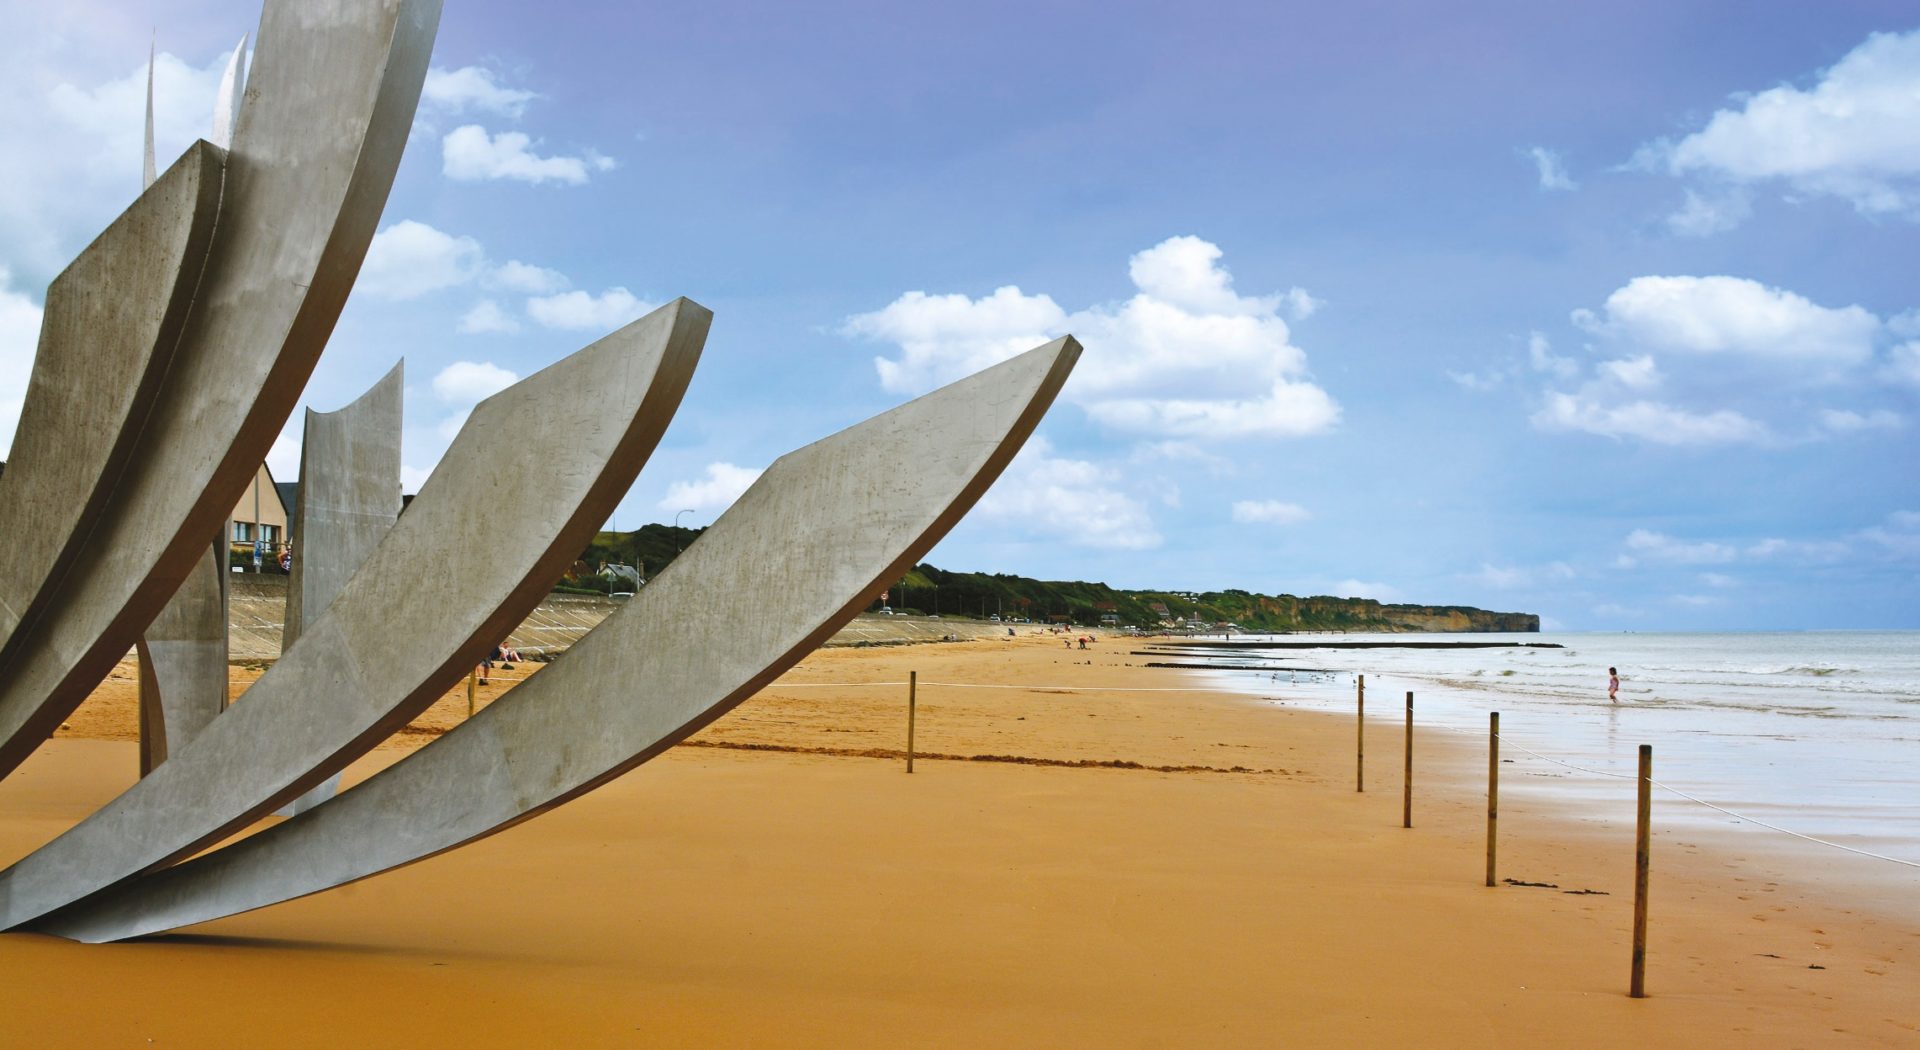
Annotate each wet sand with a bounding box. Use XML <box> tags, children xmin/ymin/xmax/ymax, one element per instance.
<box><xmin>0</xmin><ymin>635</ymin><xmax>1911</xmax><ymax>1046</ymax></box>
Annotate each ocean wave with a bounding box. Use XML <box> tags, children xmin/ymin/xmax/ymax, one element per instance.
<box><xmin>1614</xmin><ymin>662</ymin><xmax>1859</xmax><ymax>678</ymax></box>
<box><xmin>1755</xmin><ymin>664</ymin><xmax>1855</xmax><ymax>677</ymax></box>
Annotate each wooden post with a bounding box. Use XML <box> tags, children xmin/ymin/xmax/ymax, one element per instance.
<box><xmin>1356</xmin><ymin>674</ymin><xmax>1365</xmax><ymax>792</ymax></box>
<box><xmin>466</xmin><ymin>667</ymin><xmax>477</xmax><ymax>718</ymax></box>
<box><xmin>906</xmin><ymin>671</ymin><xmax>917</xmax><ymax>774</ymax></box>
<box><xmin>1631</xmin><ymin>744</ymin><xmax>1652</xmax><ymax>998</ymax></box>
<box><xmin>1486</xmin><ymin>711</ymin><xmax>1499</xmax><ymax>887</ymax></box>
<box><xmin>1402</xmin><ymin>691</ymin><xmax>1414</xmax><ymax>829</ymax></box>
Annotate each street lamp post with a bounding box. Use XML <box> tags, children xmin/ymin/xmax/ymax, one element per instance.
<box><xmin>673</xmin><ymin>508</ymin><xmax>694</xmax><ymax>552</ymax></box>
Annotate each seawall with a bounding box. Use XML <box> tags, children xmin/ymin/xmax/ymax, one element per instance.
<box><xmin>227</xmin><ymin>575</ymin><xmax>1009</xmax><ymax>660</ymax></box>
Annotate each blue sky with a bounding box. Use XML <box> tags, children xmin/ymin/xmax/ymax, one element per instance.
<box><xmin>2</xmin><ymin>1</ymin><xmax>1917</xmax><ymax>630</ymax></box>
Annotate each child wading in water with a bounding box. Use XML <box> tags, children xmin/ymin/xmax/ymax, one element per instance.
<box><xmin>1608</xmin><ymin>666</ymin><xmax>1620</xmax><ymax>702</ymax></box>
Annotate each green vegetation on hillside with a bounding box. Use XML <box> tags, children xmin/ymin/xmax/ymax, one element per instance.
<box><xmin>559</xmin><ymin>524</ymin><xmax>705</xmax><ymax>594</ymax></box>
<box><xmin>881</xmin><ymin>565</ymin><xmax>1537</xmax><ymax>633</ymax></box>
<box><xmin>567</xmin><ymin>527</ymin><xmax>1537</xmax><ymax>632</ymax></box>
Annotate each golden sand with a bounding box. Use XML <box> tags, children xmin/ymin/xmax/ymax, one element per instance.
<box><xmin>0</xmin><ymin>635</ymin><xmax>1910</xmax><ymax>1046</ymax></box>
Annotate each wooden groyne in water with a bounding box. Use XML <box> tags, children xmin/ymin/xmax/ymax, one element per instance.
<box><xmin>1142</xmin><ymin>640</ymin><xmax>1564</xmax><ymax>651</ymax></box>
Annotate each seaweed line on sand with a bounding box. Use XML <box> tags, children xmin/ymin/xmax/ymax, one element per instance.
<box><xmin>676</xmin><ymin>738</ymin><xmax>1290</xmax><ymax>775</ymax></box>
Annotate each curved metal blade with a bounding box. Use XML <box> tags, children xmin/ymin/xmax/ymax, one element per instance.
<box><xmin>279</xmin><ymin>360</ymin><xmax>405</xmax><ymax>815</ymax></box>
<box><xmin>283</xmin><ymin>361</ymin><xmax>405</xmax><ymax>651</ymax></box>
<box><xmin>135</xmin><ymin>539</ymin><xmax>229</xmax><ymax>776</ymax></box>
<box><xmin>0</xmin><ymin>0</ymin><xmax>442</xmax><ymax>781</ymax></box>
<box><xmin>37</xmin><ymin>337</ymin><xmax>1079</xmax><ymax>943</ymax></box>
<box><xmin>0</xmin><ymin>299</ymin><xmax>709</xmax><ymax>930</ymax></box>
<box><xmin>0</xmin><ymin>142</ymin><xmax>224</xmax><ymax>674</ymax></box>
<box><xmin>211</xmin><ymin>34</ymin><xmax>249</xmax><ymax>150</ymax></box>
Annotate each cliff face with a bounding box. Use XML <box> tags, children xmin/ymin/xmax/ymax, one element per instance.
<box><xmin>1370</xmin><ymin>603</ymin><xmax>1538</xmax><ymax>633</ymax></box>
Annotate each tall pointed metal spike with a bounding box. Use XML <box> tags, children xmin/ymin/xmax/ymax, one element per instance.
<box><xmin>142</xmin><ymin>37</ymin><xmax>156</xmax><ymax>189</ymax></box>
<box><xmin>211</xmin><ymin>34</ymin><xmax>247</xmax><ymax>149</ymax></box>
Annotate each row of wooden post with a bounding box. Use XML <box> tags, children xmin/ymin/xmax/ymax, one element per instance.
<box><xmin>1354</xmin><ymin>676</ymin><xmax>1651</xmax><ymax>999</ymax></box>
<box><xmin>896</xmin><ymin>670</ymin><xmax>1653</xmax><ymax>998</ymax></box>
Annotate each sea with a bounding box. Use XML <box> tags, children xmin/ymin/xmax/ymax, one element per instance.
<box><xmin>1165</xmin><ymin>630</ymin><xmax>1920</xmax><ymax>888</ymax></box>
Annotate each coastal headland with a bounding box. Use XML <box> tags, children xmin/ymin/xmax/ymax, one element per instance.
<box><xmin>0</xmin><ymin>633</ymin><xmax>1907</xmax><ymax>1046</ymax></box>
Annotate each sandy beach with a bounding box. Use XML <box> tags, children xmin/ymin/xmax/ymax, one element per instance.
<box><xmin>0</xmin><ymin>633</ymin><xmax>1911</xmax><ymax>1047</ymax></box>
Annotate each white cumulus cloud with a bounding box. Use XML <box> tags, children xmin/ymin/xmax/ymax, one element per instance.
<box><xmin>659</xmin><ymin>462</ymin><xmax>763</xmax><ymax>514</ymax></box>
<box><xmin>1641</xmin><ymin>29</ymin><xmax>1920</xmax><ymax>223</ymax></box>
<box><xmin>458</xmin><ymin>299</ymin><xmax>521</xmax><ymax>335</ymax></box>
<box><xmin>431</xmin><ymin>361</ymin><xmax>519</xmax><ymax>406</ymax></box>
<box><xmin>442</xmin><ymin>124</ymin><xmax>615</xmax><ymax>185</ymax></box>
<box><xmin>0</xmin><ymin>267</ymin><xmax>46</xmax><ymax>457</ymax></box>
<box><xmin>354</xmin><ymin>222</ymin><xmax>586</xmax><ymax>334</ymax></box>
<box><xmin>358</xmin><ymin>220</ymin><xmax>484</xmax><ymax>300</ymax></box>
<box><xmin>1886</xmin><ymin>341</ymin><xmax>1920</xmax><ymax>386</ymax></box>
<box><xmin>1598</xmin><ymin>355</ymin><xmax>1661</xmax><ymax>389</ymax></box>
<box><xmin>526</xmin><ymin>288</ymin><xmax>653</xmax><ymax>331</ymax></box>
<box><xmin>972</xmin><ymin>438</ymin><xmax>1162</xmax><ymax>550</ymax></box>
<box><xmin>847</xmin><ymin>236</ymin><xmax>1339</xmax><ymax>442</ymax></box>
<box><xmin>1575</xmin><ymin>275</ymin><xmax>1878</xmax><ymax>366</ymax></box>
<box><xmin>850</xmin><ymin>285</ymin><xmax>1067</xmax><ymax>394</ymax></box>
<box><xmin>421</xmin><ymin>66</ymin><xmax>537</xmax><ymax>118</ymax></box>
<box><xmin>1532</xmin><ymin>392</ymin><xmax>1767</xmax><ymax>445</ymax></box>
<box><xmin>1231</xmin><ymin>499</ymin><xmax>1310</xmax><ymax>525</ymax></box>
<box><xmin>1281</xmin><ymin>287</ymin><xmax>1322</xmax><ymax>320</ymax></box>
<box><xmin>485</xmin><ymin>260</ymin><xmax>569</xmax><ymax>295</ymax></box>
<box><xmin>1529</xmin><ymin>274</ymin><xmax>1908</xmax><ymax>447</ymax></box>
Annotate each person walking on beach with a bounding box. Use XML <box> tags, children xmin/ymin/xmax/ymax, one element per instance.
<box><xmin>1608</xmin><ymin>666</ymin><xmax>1620</xmax><ymax>702</ymax></box>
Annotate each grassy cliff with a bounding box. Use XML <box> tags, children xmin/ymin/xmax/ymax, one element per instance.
<box><xmin>572</xmin><ymin>527</ymin><xmax>1538</xmax><ymax>633</ymax></box>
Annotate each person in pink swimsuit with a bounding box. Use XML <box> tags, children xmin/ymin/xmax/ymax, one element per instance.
<box><xmin>1608</xmin><ymin>666</ymin><xmax>1620</xmax><ymax>702</ymax></box>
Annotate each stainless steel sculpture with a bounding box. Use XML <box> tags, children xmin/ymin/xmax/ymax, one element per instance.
<box><xmin>0</xmin><ymin>141</ymin><xmax>223</xmax><ymax>674</ymax></box>
<box><xmin>0</xmin><ymin>301</ymin><xmax>707</xmax><ymax>928</ymax></box>
<box><xmin>279</xmin><ymin>362</ymin><xmax>405</xmax><ymax>814</ymax></box>
<box><xmin>0</xmin><ymin>0</ymin><xmax>441</xmax><ymax>779</ymax></box>
<box><xmin>282</xmin><ymin>363</ymin><xmax>404</xmax><ymax>653</ymax></box>
<box><xmin>134</xmin><ymin>540</ymin><xmax>229</xmax><ymax>775</ymax></box>
<box><xmin>1</xmin><ymin>0</ymin><xmax>1081</xmax><ymax>945</ymax></box>
<box><xmin>35</xmin><ymin>339</ymin><xmax>1079</xmax><ymax>943</ymax></box>
<box><xmin>211</xmin><ymin>35</ymin><xmax>249</xmax><ymax>151</ymax></box>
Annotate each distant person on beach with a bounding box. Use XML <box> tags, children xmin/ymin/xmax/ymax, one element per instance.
<box><xmin>1608</xmin><ymin>667</ymin><xmax>1620</xmax><ymax>702</ymax></box>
